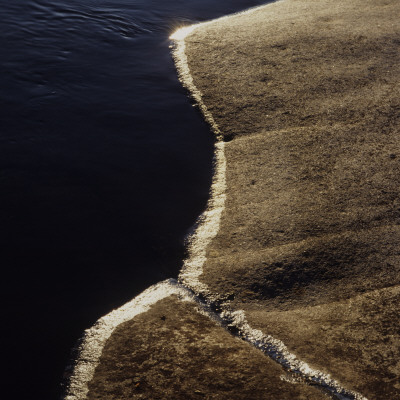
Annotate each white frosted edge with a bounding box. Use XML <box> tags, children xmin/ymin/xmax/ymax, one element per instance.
<box><xmin>179</xmin><ymin>141</ymin><xmax>226</xmax><ymax>298</ymax></box>
<box><xmin>170</xmin><ymin>5</ymin><xmax>369</xmax><ymax>400</ymax></box>
<box><xmin>171</xmin><ymin>1</ymin><xmax>289</xmax><ymax>297</ymax></box>
<box><xmin>170</xmin><ymin>4</ymin><xmax>228</xmax><ymax>299</ymax></box>
<box><xmin>63</xmin><ymin>279</ymin><xmax>213</xmax><ymax>400</ymax></box>
<box><xmin>223</xmin><ymin>308</ymin><xmax>368</xmax><ymax>400</ymax></box>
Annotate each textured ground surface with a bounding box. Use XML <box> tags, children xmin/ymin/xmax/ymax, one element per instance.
<box><xmin>184</xmin><ymin>0</ymin><xmax>400</xmax><ymax>398</ymax></box>
<box><xmin>87</xmin><ymin>295</ymin><xmax>322</xmax><ymax>399</ymax></box>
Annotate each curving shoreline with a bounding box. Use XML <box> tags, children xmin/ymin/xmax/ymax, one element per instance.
<box><xmin>183</xmin><ymin>0</ymin><xmax>400</xmax><ymax>397</ymax></box>
<box><xmin>63</xmin><ymin>0</ymin><xmax>400</xmax><ymax>398</ymax></box>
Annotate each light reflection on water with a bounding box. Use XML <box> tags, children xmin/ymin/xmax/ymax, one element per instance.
<box><xmin>0</xmin><ymin>0</ymin><xmax>268</xmax><ymax>398</ymax></box>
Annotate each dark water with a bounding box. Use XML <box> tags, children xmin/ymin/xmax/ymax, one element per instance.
<box><xmin>1</xmin><ymin>1</ymin><xmax>267</xmax><ymax>398</ymax></box>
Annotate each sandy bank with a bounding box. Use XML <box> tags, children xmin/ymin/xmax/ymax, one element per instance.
<box><xmin>183</xmin><ymin>0</ymin><xmax>400</xmax><ymax>398</ymax></box>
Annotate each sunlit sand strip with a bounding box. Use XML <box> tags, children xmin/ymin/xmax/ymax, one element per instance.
<box><xmin>170</xmin><ymin>1</ymin><xmax>289</xmax><ymax>300</ymax></box>
<box><xmin>170</xmin><ymin>9</ymin><xmax>368</xmax><ymax>400</ymax></box>
<box><xmin>170</xmin><ymin>11</ymin><xmax>227</xmax><ymax>300</ymax></box>
<box><xmin>179</xmin><ymin>140</ymin><xmax>226</xmax><ymax>298</ymax></box>
<box><xmin>63</xmin><ymin>279</ymin><xmax>222</xmax><ymax>400</ymax></box>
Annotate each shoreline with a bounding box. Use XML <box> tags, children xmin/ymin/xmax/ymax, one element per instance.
<box><xmin>63</xmin><ymin>0</ymin><xmax>400</xmax><ymax>398</ymax></box>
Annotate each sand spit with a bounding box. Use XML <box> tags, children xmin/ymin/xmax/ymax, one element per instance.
<box><xmin>63</xmin><ymin>0</ymin><xmax>399</xmax><ymax>398</ymax></box>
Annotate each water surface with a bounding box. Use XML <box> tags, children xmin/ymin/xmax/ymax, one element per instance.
<box><xmin>0</xmin><ymin>1</ymin><xmax>268</xmax><ymax>398</ymax></box>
